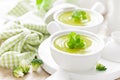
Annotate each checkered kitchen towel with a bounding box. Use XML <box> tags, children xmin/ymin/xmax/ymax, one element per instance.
<box><xmin>7</xmin><ymin>0</ymin><xmax>33</xmax><ymax>17</ymax></box>
<box><xmin>0</xmin><ymin>29</ymin><xmax>30</xmax><ymax>55</ymax></box>
<box><xmin>0</xmin><ymin>20</ymin><xmax>49</xmax><ymax>69</ymax></box>
<box><xmin>0</xmin><ymin>51</ymin><xmax>36</xmax><ymax>69</ymax></box>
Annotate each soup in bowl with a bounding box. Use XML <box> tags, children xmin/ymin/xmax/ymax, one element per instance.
<box><xmin>48</xmin><ymin>8</ymin><xmax>104</xmax><ymax>34</ymax></box>
<box><xmin>58</xmin><ymin>10</ymin><xmax>91</xmax><ymax>26</ymax></box>
<box><xmin>49</xmin><ymin>30</ymin><xmax>104</xmax><ymax>73</ymax></box>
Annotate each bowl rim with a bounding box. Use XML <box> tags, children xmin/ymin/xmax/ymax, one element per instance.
<box><xmin>53</xmin><ymin>8</ymin><xmax>104</xmax><ymax>28</ymax></box>
<box><xmin>49</xmin><ymin>30</ymin><xmax>104</xmax><ymax>56</ymax></box>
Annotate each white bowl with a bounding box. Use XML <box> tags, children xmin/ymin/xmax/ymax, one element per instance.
<box><xmin>49</xmin><ymin>30</ymin><xmax>104</xmax><ymax>73</ymax></box>
<box><xmin>48</xmin><ymin>8</ymin><xmax>104</xmax><ymax>34</ymax></box>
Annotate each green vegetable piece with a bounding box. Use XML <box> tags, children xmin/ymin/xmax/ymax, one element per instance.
<box><xmin>13</xmin><ymin>60</ymin><xmax>30</xmax><ymax>78</ymax></box>
<box><xmin>72</xmin><ymin>10</ymin><xmax>89</xmax><ymax>22</ymax></box>
<box><xmin>13</xmin><ymin>66</ymin><xmax>24</xmax><ymax>78</ymax></box>
<box><xmin>67</xmin><ymin>32</ymin><xmax>85</xmax><ymax>49</ymax></box>
<box><xmin>36</xmin><ymin>0</ymin><xmax>43</xmax><ymax>5</ymax></box>
<box><xmin>36</xmin><ymin>0</ymin><xmax>55</xmax><ymax>11</ymax></box>
<box><xmin>96</xmin><ymin>63</ymin><xmax>107</xmax><ymax>71</ymax></box>
<box><xmin>19</xmin><ymin>60</ymin><xmax>30</xmax><ymax>74</ymax></box>
<box><xmin>31</xmin><ymin>59</ymin><xmax>43</xmax><ymax>72</ymax></box>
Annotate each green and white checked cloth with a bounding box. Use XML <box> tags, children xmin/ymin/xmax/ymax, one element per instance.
<box><xmin>7</xmin><ymin>0</ymin><xmax>33</xmax><ymax>17</ymax></box>
<box><xmin>0</xmin><ymin>29</ymin><xmax>23</xmax><ymax>40</ymax></box>
<box><xmin>0</xmin><ymin>51</ymin><xmax>36</xmax><ymax>69</ymax></box>
<box><xmin>23</xmin><ymin>23</ymin><xmax>49</xmax><ymax>35</ymax></box>
<box><xmin>0</xmin><ymin>51</ymin><xmax>21</xmax><ymax>69</ymax></box>
<box><xmin>0</xmin><ymin>20</ymin><xmax>49</xmax><ymax>69</ymax></box>
<box><xmin>0</xmin><ymin>30</ymin><xmax>30</xmax><ymax>55</ymax></box>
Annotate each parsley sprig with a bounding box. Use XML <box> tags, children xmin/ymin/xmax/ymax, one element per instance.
<box><xmin>72</xmin><ymin>10</ymin><xmax>90</xmax><ymax>23</ymax></box>
<box><xmin>67</xmin><ymin>32</ymin><xmax>85</xmax><ymax>49</ymax></box>
<box><xmin>36</xmin><ymin>0</ymin><xmax>42</xmax><ymax>6</ymax></box>
<box><xmin>96</xmin><ymin>63</ymin><xmax>107</xmax><ymax>71</ymax></box>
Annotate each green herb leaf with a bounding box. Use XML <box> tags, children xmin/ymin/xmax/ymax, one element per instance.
<box><xmin>36</xmin><ymin>0</ymin><xmax>43</xmax><ymax>5</ymax></box>
<box><xmin>36</xmin><ymin>0</ymin><xmax>55</xmax><ymax>11</ymax></box>
<box><xmin>67</xmin><ymin>32</ymin><xmax>85</xmax><ymax>49</ymax></box>
<box><xmin>72</xmin><ymin>10</ymin><xmax>90</xmax><ymax>23</ymax></box>
<box><xmin>96</xmin><ymin>63</ymin><xmax>107</xmax><ymax>71</ymax></box>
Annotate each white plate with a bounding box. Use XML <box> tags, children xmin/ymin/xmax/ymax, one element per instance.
<box><xmin>38</xmin><ymin>38</ymin><xmax>120</xmax><ymax>80</ymax></box>
<box><xmin>38</xmin><ymin>38</ymin><xmax>59</xmax><ymax>74</ymax></box>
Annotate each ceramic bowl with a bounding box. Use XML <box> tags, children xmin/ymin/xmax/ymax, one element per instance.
<box><xmin>49</xmin><ymin>30</ymin><xmax>104</xmax><ymax>73</ymax></box>
<box><xmin>47</xmin><ymin>8</ymin><xmax>104</xmax><ymax>34</ymax></box>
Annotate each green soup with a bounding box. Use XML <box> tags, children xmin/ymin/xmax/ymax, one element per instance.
<box><xmin>54</xmin><ymin>34</ymin><xmax>92</xmax><ymax>54</ymax></box>
<box><xmin>58</xmin><ymin>11</ymin><xmax>91</xmax><ymax>26</ymax></box>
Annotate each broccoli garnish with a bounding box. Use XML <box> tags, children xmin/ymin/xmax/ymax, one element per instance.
<box><xmin>67</xmin><ymin>32</ymin><xmax>85</xmax><ymax>49</ymax></box>
<box><xmin>31</xmin><ymin>59</ymin><xmax>43</xmax><ymax>72</ymax></box>
<box><xmin>13</xmin><ymin>59</ymin><xmax>43</xmax><ymax>78</ymax></box>
<box><xmin>13</xmin><ymin>60</ymin><xmax>30</xmax><ymax>78</ymax></box>
<box><xmin>19</xmin><ymin>60</ymin><xmax>30</xmax><ymax>74</ymax></box>
<box><xmin>72</xmin><ymin>10</ymin><xmax>90</xmax><ymax>23</ymax></box>
<box><xmin>96</xmin><ymin>63</ymin><xmax>107</xmax><ymax>71</ymax></box>
<box><xmin>13</xmin><ymin>66</ymin><xmax>24</xmax><ymax>78</ymax></box>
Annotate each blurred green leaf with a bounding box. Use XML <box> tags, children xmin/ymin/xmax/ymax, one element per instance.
<box><xmin>72</xmin><ymin>10</ymin><xmax>90</xmax><ymax>23</ymax></box>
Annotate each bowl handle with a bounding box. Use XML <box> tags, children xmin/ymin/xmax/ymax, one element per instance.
<box><xmin>91</xmin><ymin>2</ymin><xmax>106</xmax><ymax>15</ymax></box>
<box><xmin>47</xmin><ymin>21</ymin><xmax>61</xmax><ymax>35</ymax></box>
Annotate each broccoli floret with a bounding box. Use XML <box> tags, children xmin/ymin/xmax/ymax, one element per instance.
<box><xmin>21</xmin><ymin>65</ymin><xmax>30</xmax><ymax>74</ymax></box>
<box><xmin>13</xmin><ymin>66</ymin><xmax>24</xmax><ymax>78</ymax></box>
<box><xmin>13</xmin><ymin>60</ymin><xmax>31</xmax><ymax>78</ymax></box>
<box><xmin>31</xmin><ymin>59</ymin><xmax>43</xmax><ymax>72</ymax></box>
<box><xmin>19</xmin><ymin>60</ymin><xmax>30</xmax><ymax>74</ymax></box>
<box><xmin>96</xmin><ymin>63</ymin><xmax>107</xmax><ymax>71</ymax></box>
